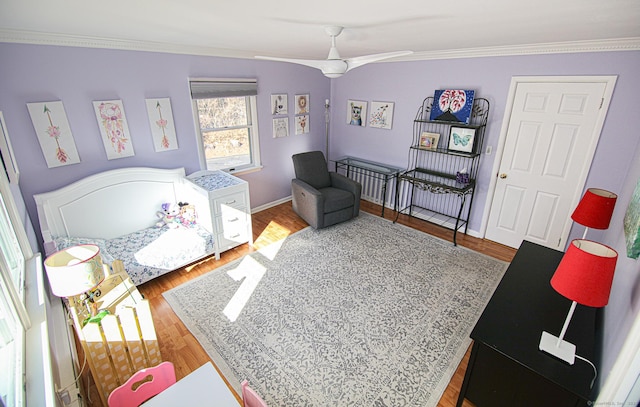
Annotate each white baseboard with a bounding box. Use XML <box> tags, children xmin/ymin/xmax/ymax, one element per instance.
<box><xmin>251</xmin><ymin>196</ymin><xmax>292</xmax><ymax>214</ymax></box>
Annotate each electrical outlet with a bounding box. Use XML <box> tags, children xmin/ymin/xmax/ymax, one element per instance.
<box><xmin>58</xmin><ymin>389</ymin><xmax>71</xmax><ymax>405</ymax></box>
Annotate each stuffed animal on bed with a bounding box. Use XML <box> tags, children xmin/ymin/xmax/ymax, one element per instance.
<box><xmin>156</xmin><ymin>202</ymin><xmax>182</xmax><ymax>228</ymax></box>
<box><xmin>178</xmin><ymin>202</ymin><xmax>198</xmax><ymax>227</ymax></box>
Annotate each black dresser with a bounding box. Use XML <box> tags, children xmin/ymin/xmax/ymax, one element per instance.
<box><xmin>457</xmin><ymin>240</ymin><xmax>601</xmax><ymax>407</ymax></box>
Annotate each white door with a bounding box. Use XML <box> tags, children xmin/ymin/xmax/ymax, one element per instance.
<box><xmin>484</xmin><ymin>77</ymin><xmax>616</xmax><ymax>250</ymax></box>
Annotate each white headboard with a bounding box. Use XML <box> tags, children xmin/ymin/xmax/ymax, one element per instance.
<box><xmin>34</xmin><ymin>167</ymin><xmax>190</xmax><ymax>243</ymax></box>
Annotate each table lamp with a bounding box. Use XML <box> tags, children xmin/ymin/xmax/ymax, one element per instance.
<box><xmin>571</xmin><ymin>188</ymin><xmax>617</xmax><ymax>239</ymax></box>
<box><xmin>44</xmin><ymin>244</ymin><xmax>105</xmax><ymax>315</ymax></box>
<box><xmin>539</xmin><ymin>239</ymin><xmax>618</xmax><ymax>364</ymax></box>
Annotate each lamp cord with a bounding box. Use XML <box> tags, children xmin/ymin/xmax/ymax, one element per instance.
<box><xmin>575</xmin><ymin>354</ymin><xmax>598</xmax><ymax>388</ymax></box>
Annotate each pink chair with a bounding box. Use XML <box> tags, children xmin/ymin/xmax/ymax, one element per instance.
<box><xmin>108</xmin><ymin>361</ymin><xmax>177</xmax><ymax>407</ymax></box>
<box><xmin>241</xmin><ymin>380</ymin><xmax>268</xmax><ymax>407</ymax></box>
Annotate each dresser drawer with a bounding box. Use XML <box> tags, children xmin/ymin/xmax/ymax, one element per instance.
<box><xmin>215</xmin><ymin>210</ymin><xmax>249</xmax><ymax>235</ymax></box>
<box><xmin>216</xmin><ymin>212</ymin><xmax>250</xmax><ymax>250</ymax></box>
<box><xmin>213</xmin><ymin>191</ymin><xmax>247</xmax><ymax>215</ymax></box>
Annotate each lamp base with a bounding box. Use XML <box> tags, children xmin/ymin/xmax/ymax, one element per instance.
<box><xmin>539</xmin><ymin>331</ymin><xmax>576</xmax><ymax>364</ymax></box>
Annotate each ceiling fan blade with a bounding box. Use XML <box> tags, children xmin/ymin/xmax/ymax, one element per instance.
<box><xmin>255</xmin><ymin>55</ymin><xmax>328</xmax><ymax>70</ymax></box>
<box><xmin>346</xmin><ymin>50</ymin><xmax>413</xmax><ymax>71</ymax></box>
<box><xmin>255</xmin><ymin>56</ymin><xmax>348</xmax><ymax>78</ymax></box>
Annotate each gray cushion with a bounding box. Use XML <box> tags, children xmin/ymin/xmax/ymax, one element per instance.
<box><xmin>292</xmin><ymin>151</ymin><xmax>331</xmax><ymax>189</ymax></box>
<box><xmin>320</xmin><ymin>187</ymin><xmax>355</xmax><ymax>213</ymax></box>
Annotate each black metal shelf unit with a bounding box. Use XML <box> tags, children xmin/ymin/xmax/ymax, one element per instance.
<box><xmin>395</xmin><ymin>97</ymin><xmax>490</xmax><ymax>245</ymax></box>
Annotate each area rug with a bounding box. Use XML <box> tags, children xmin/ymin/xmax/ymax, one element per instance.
<box><xmin>163</xmin><ymin>213</ymin><xmax>508</xmax><ymax>406</ymax></box>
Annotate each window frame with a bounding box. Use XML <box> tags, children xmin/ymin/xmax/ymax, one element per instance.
<box><xmin>190</xmin><ymin>79</ymin><xmax>261</xmax><ymax>174</ymax></box>
<box><xmin>0</xmin><ymin>166</ymin><xmax>32</xmax><ymax>407</ymax></box>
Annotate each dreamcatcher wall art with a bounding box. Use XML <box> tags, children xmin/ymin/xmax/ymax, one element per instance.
<box><xmin>27</xmin><ymin>101</ymin><xmax>81</xmax><ymax>168</ymax></box>
<box><xmin>93</xmin><ymin>100</ymin><xmax>135</xmax><ymax>160</ymax></box>
<box><xmin>145</xmin><ymin>98</ymin><xmax>178</xmax><ymax>152</ymax></box>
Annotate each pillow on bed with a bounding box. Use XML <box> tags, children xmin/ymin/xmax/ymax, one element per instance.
<box><xmin>52</xmin><ymin>236</ymin><xmax>115</xmax><ymax>265</ymax></box>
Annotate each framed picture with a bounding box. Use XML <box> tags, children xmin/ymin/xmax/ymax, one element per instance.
<box><xmin>347</xmin><ymin>100</ymin><xmax>367</xmax><ymax>126</ymax></box>
<box><xmin>145</xmin><ymin>98</ymin><xmax>178</xmax><ymax>152</ymax></box>
<box><xmin>27</xmin><ymin>101</ymin><xmax>81</xmax><ymax>168</ymax></box>
<box><xmin>272</xmin><ymin>117</ymin><xmax>289</xmax><ymax>138</ymax></box>
<box><xmin>419</xmin><ymin>132</ymin><xmax>440</xmax><ymax>150</ymax></box>
<box><xmin>93</xmin><ymin>100</ymin><xmax>135</xmax><ymax>160</ymax></box>
<box><xmin>295</xmin><ymin>94</ymin><xmax>309</xmax><ymax>115</ymax></box>
<box><xmin>429</xmin><ymin>89</ymin><xmax>475</xmax><ymax>124</ymax></box>
<box><xmin>624</xmin><ymin>177</ymin><xmax>640</xmax><ymax>259</ymax></box>
<box><xmin>448</xmin><ymin>127</ymin><xmax>476</xmax><ymax>153</ymax></box>
<box><xmin>271</xmin><ymin>94</ymin><xmax>288</xmax><ymax>115</ymax></box>
<box><xmin>369</xmin><ymin>101</ymin><xmax>394</xmax><ymax>130</ymax></box>
<box><xmin>0</xmin><ymin>112</ymin><xmax>19</xmax><ymax>183</ymax></box>
<box><xmin>295</xmin><ymin>115</ymin><xmax>309</xmax><ymax>135</ymax></box>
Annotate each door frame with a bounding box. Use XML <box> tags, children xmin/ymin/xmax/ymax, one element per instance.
<box><xmin>479</xmin><ymin>75</ymin><xmax>618</xmax><ymax>246</ymax></box>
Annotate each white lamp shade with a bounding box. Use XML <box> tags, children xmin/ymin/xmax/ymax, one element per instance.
<box><xmin>44</xmin><ymin>245</ymin><xmax>105</xmax><ymax>297</ymax></box>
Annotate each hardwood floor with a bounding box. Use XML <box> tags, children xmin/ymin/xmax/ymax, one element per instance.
<box><xmin>80</xmin><ymin>200</ymin><xmax>516</xmax><ymax>406</ymax></box>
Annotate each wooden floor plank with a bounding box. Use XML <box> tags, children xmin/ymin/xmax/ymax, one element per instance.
<box><xmin>80</xmin><ymin>200</ymin><xmax>515</xmax><ymax>406</ymax></box>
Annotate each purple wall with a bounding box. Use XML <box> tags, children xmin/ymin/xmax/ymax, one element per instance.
<box><xmin>1</xmin><ymin>41</ymin><xmax>639</xmax><ymax>390</ymax></box>
<box><xmin>329</xmin><ymin>51</ymin><xmax>640</xmax><ymax>383</ymax></box>
<box><xmin>0</xmin><ymin>43</ymin><xmax>330</xmax><ymax>236</ymax></box>
<box><xmin>329</xmin><ymin>51</ymin><xmax>640</xmax><ymax>236</ymax></box>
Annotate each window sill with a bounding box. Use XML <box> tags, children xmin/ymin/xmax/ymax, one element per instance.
<box><xmin>226</xmin><ymin>165</ymin><xmax>263</xmax><ymax>176</ymax></box>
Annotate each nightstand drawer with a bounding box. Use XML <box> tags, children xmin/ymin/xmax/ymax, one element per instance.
<box><xmin>185</xmin><ymin>169</ymin><xmax>253</xmax><ymax>260</ymax></box>
<box><xmin>213</xmin><ymin>191</ymin><xmax>247</xmax><ymax>214</ymax></box>
<box><xmin>216</xmin><ymin>212</ymin><xmax>251</xmax><ymax>250</ymax></box>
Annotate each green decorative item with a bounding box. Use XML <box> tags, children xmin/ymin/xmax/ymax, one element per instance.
<box><xmin>624</xmin><ymin>177</ymin><xmax>640</xmax><ymax>259</ymax></box>
<box><xmin>82</xmin><ymin>309</ymin><xmax>110</xmax><ymax>327</ymax></box>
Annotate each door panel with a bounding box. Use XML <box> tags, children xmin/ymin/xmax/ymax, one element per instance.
<box><xmin>486</xmin><ymin>80</ymin><xmax>611</xmax><ymax>249</ymax></box>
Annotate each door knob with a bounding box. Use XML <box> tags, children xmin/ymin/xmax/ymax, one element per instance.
<box><xmin>499</xmin><ymin>173</ymin><xmax>507</xmax><ymax>179</ymax></box>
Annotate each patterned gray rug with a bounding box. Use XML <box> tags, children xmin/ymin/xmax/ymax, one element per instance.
<box><xmin>163</xmin><ymin>213</ymin><xmax>507</xmax><ymax>406</ymax></box>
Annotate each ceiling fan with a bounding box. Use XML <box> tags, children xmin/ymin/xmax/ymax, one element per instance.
<box><xmin>255</xmin><ymin>26</ymin><xmax>413</xmax><ymax>78</ymax></box>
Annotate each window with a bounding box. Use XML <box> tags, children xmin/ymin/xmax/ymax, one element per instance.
<box><xmin>190</xmin><ymin>79</ymin><xmax>261</xmax><ymax>172</ymax></box>
<box><xmin>0</xmin><ymin>173</ymin><xmax>31</xmax><ymax>407</ymax></box>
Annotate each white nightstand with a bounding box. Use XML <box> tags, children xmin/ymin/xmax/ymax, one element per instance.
<box><xmin>185</xmin><ymin>170</ymin><xmax>253</xmax><ymax>260</ymax></box>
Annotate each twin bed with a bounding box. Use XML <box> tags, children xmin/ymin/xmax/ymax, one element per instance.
<box><xmin>34</xmin><ymin>167</ymin><xmax>217</xmax><ymax>285</ymax></box>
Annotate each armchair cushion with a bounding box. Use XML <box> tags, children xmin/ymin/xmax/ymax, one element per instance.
<box><xmin>292</xmin><ymin>151</ymin><xmax>331</xmax><ymax>189</ymax></box>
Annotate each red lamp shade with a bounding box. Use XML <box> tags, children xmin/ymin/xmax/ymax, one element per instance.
<box><xmin>551</xmin><ymin>239</ymin><xmax>618</xmax><ymax>308</ymax></box>
<box><xmin>571</xmin><ymin>188</ymin><xmax>618</xmax><ymax>230</ymax></box>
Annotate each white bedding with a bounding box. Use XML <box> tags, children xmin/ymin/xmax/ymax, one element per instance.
<box><xmin>35</xmin><ymin>167</ymin><xmax>217</xmax><ymax>286</ymax></box>
<box><xmin>53</xmin><ymin>224</ymin><xmax>214</xmax><ymax>286</ymax></box>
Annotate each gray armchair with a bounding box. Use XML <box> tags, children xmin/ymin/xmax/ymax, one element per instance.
<box><xmin>291</xmin><ymin>151</ymin><xmax>362</xmax><ymax>229</ymax></box>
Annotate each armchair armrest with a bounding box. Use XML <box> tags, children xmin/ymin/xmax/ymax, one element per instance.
<box><xmin>291</xmin><ymin>179</ymin><xmax>324</xmax><ymax>229</ymax></box>
<box><xmin>330</xmin><ymin>173</ymin><xmax>362</xmax><ymax>215</ymax></box>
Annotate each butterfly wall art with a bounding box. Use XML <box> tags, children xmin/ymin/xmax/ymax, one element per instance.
<box><xmin>448</xmin><ymin>127</ymin><xmax>476</xmax><ymax>153</ymax></box>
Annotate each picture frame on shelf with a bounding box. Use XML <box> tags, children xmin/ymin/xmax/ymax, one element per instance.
<box><xmin>448</xmin><ymin>127</ymin><xmax>476</xmax><ymax>153</ymax></box>
<box><xmin>429</xmin><ymin>89</ymin><xmax>475</xmax><ymax>124</ymax></box>
<box><xmin>419</xmin><ymin>132</ymin><xmax>440</xmax><ymax>150</ymax></box>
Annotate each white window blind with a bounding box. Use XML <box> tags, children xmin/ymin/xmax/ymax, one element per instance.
<box><xmin>190</xmin><ymin>79</ymin><xmax>258</xmax><ymax>99</ymax></box>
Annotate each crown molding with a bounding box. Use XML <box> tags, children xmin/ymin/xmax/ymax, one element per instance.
<box><xmin>1</xmin><ymin>29</ymin><xmax>639</xmax><ymax>62</ymax></box>
<box><xmin>394</xmin><ymin>37</ymin><xmax>640</xmax><ymax>62</ymax></box>
<box><xmin>0</xmin><ymin>29</ymin><xmax>255</xmax><ymax>59</ymax></box>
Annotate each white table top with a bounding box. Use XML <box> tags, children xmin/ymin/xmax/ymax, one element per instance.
<box><xmin>141</xmin><ymin>362</ymin><xmax>239</xmax><ymax>406</ymax></box>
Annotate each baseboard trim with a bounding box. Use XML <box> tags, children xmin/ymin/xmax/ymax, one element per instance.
<box><xmin>251</xmin><ymin>196</ymin><xmax>292</xmax><ymax>214</ymax></box>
